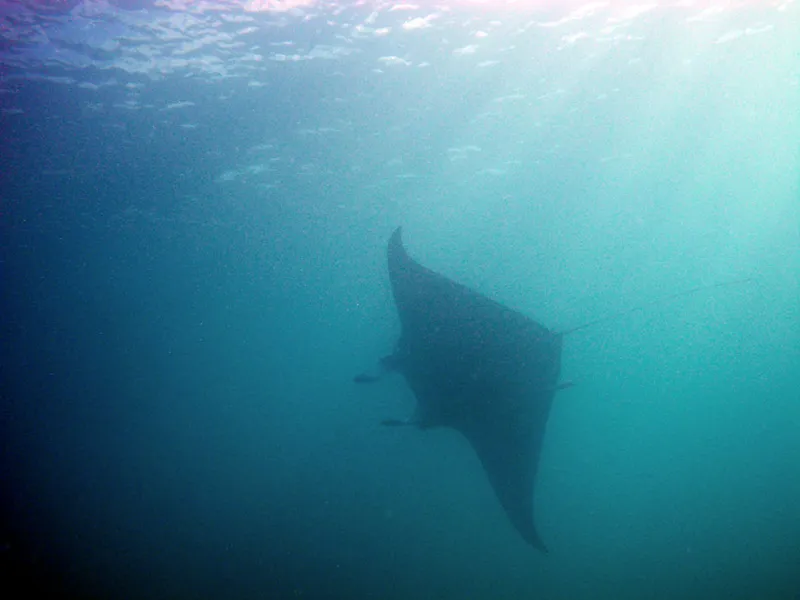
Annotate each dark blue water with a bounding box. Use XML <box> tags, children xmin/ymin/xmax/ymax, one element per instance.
<box><xmin>2</xmin><ymin>1</ymin><xmax>799</xmax><ymax>598</ymax></box>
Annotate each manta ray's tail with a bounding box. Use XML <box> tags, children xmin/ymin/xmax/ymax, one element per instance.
<box><xmin>561</xmin><ymin>277</ymin><xmax>753</xmax><ymax>336</ymax></box>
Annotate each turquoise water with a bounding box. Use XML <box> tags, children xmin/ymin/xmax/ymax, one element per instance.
<box><xmin>2</xmin><ymin>1</ymin><xmax>799</xmax><ymax>598</ymax></box>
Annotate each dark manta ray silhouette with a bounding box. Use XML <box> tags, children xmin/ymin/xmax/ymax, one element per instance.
<box><xmin>355</xmin><ymin>227</ymin><xmax>750</xmax><ymax>552</ymax></box>
<box><xmin>355</xmin><ymin>227</ymin><xmax>567</xmax><ymax>552</ymax></box>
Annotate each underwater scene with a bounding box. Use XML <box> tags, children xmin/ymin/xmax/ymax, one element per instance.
<box><xmin>1</xmin><ymin>1</ymin><xmax>799</xmax><ymax>598</ymax></box>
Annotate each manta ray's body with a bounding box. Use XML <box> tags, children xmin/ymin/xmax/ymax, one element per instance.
<box><xmin>357</xmin><ymin>227</ymin><xmax>568</xmax><ymax>552</ymax></box>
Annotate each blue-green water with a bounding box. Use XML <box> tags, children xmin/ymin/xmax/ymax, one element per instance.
<box><xmin>2</xmin><ymin>1</ymin><xmax>799</xmax><ymax>598</ymax></box>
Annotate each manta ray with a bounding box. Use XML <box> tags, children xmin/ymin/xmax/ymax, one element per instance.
<box><xmin>355</xmin><ymin>227</ymin><xmax>570</xmax><ymax>552</ymax></box>
<box><xmin>355</xmin><ymin>228</ymin><xmax>748</xmax><ymax>552</ymax></box>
